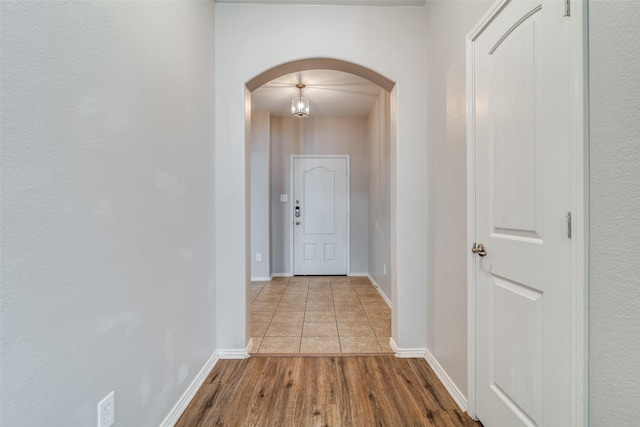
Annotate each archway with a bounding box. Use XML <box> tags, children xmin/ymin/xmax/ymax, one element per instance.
<box><xmin>247</xmin><ymin>59</ymin><xmax>395</xmax><ymax>354</ymax></box>
<box><xmin>245</xmin><ymin>58</ymin><xmax>395</xmax><ymax>93</ymax></box>
<box><xmin>214</xmin><ymin>9</ymin><xmax>428</xmax><ymax>356</ymax></box>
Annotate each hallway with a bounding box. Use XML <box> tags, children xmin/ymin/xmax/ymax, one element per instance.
<box><xmin>250</xmin><ymin>276</ymin><xmax>393</xmax><ymax>355</ymax></box>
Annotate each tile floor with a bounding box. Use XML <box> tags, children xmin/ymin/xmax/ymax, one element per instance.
<box><xmin>250</xmin><ymin>276</ymin><xmax>394</xmax><ymax>355</ymax></box>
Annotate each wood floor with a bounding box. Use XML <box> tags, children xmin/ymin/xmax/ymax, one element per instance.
<box><xmin>176</xmin><ymin>356</ymin><xmax>482</xmax><ymax>426</ymax></box>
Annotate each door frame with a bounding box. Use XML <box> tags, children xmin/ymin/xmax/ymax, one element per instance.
<box><xmin>290</xmin><ymin>154</ymin><xmax>351</xmax><ymax>276</ymax></box>
<box><xmin>465</xmin><ymin>0</ymin><xmax>587</xmax><ymax>424</ymax></box>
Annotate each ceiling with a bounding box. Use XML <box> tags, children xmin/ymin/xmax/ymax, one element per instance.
<box><xmin>217</xmin><ymin>0</ymin><xmax>425</xmax><ymax>6</ymax></box>
<box><xmin>251</xmin><ymin>69</ymin><xmax>384</xmax><ymax>118</ymax></box>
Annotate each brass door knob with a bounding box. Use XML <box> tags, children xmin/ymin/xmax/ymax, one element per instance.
<box><xmin>471</xmin><ymin>243</ymin><xmax>487</xmax><ymax>257</ymax></box>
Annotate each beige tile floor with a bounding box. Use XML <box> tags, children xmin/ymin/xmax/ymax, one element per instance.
<box><xmin>250</xmin><ymin>276</ymin><xmax>394</xmax><ymax>355</ymax></box>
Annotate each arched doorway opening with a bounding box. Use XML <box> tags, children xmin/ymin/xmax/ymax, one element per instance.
<box><xmin>214</xmin><ymin>46</ymin><xmax>428</xmax><ymax>359</ymax></box>
<box><xmin>246</xmin><ymin>59</ymin><xmax>396</xmax><ymax>354</ymax></box>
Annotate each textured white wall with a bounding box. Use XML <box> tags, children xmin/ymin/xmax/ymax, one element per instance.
<box><xmin>424</xmin><ymin>0</ymin><xmax>492</xmax><ymax>398</ymax></box>
<box><xmin>270</xmin><ymin>117</ymin><xmax>369</xmax><ymax>275</ymax></box>
<box><xmin>0</xmin><ymin>2</ymin><xmax>216</xmax><ymax>425</ymax></box>
<box><xmin>368</xmin><ymin>91</ymin><xmax>392</xmax><ymax>300</ymax></box>
<box><xmin>215</xmin><ymin>4</ymin><xmax>428</xmax><ymax>350</ymax></box>
<box><xmin>589</xmin><ymin>2</ymin><xmax>640</xmax><ymax>424</ymax></box>
<box><xmin>250</xmin><ymin>112</ymin><xmax>272</xmax><ymax>280</ymax></box>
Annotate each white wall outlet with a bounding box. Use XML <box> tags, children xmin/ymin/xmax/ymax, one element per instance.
<box><xmin>280</xmin><ymin>194</ymin><xmax>288</xmax><ymax>202</ymax></box>
<box><xmin>98</xmin><ymin>391</ymin><xmax>115</xmax><ymax>427</ymax></box>
<box><xmin>256</xmin><ymin>253</ymin><xmax>262</xmax><ymax>262</ymax></box>
<box><xmin>383</xmin><ymin>264</ymin><xmax>387</xmax><ymax>275</ymax></box>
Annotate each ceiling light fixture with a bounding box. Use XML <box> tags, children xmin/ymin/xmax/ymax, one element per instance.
<box><xmin>291</xmin><ymin>83</ymin><xmax>310</xmax><ymax>118</ymax></box>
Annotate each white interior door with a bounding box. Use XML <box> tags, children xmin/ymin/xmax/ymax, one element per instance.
<box><xmin>293</xmin><ymin>156</ymin><xmax>348</xmax><ymax>275</ymax></box>
<box><xmin>470</xmin><ymin>1</ymin><xmax>573</xmax><ymax>426</ymax></box>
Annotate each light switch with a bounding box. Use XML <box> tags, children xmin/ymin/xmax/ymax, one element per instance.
<box><xmin>280</xmin><ymin>194</ymin><xmax>288</xmax><ymax>202</ymax></box>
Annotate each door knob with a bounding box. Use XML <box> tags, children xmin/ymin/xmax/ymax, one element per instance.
<box><xmin>471</xmin><ymin>243</ymin><xmax>487</xmax><ymax>257</ymax></box>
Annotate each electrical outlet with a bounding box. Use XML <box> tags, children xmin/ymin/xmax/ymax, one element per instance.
<box><xmin>98</xmin><ymin>391</ymin><xmax>115</xmax><ymax>427</ymax></box>
<box><xmin>256</xmin><ymin>253</ymin><xmax>262</xmax><ymax>262</ymax></box>
<box><xmin>383</xmin><ymin>264</ymin><xmax>387</xmax><ymax>275</ymax></box>
<box><xmin>280</xmin><ymin>194</ymin><xmax>288</xmax><ymax>202</ymax></box>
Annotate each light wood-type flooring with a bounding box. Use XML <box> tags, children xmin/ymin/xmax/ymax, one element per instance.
<box><xmin>176</xmin><ymin>356</ymin><xmax>482</xmax><ymax>426</ymax></box>
<box><xmin>250</xmin><ymin>276</ymin><xmax>393</xmax><ymax>355</ymax></box>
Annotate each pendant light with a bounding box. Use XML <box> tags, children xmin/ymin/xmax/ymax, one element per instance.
<box><xmin>291</xmin><ymin>83</ymin><xmax>310</xmax><ymax>118</ymax></box>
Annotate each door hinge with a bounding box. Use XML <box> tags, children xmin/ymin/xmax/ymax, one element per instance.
<box><xmin>566</xmin><ymin>211</ymin><xmax>572</xmax><ymax>238</ymax></box>
<box><xmin>564</xmin><ymin>0</ymin><xmax>570</xmax><ymax>17</ymax></box>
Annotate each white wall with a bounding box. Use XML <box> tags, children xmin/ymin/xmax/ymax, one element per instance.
<box><xmin>367</xmin><ymin>91</ymin><xmax>392</xmax><ymax>299</ymax></box>
<box><xmin>424</xmin><ymin>0</ymin><xmax>492</xmax><ymax>398</ymax></box>
<box><xmin>250</xmin><ymin>112</ymin><xmax>272</xmax><ymax>280</ymax></box>
<box><xmin>588</xmin><ymin>1</ymin><xmax>640</xmax><ymax>424</ymax></box>
<box><xmin>215</xmin><ymin>4</ymin><xmax>428</xmax><ymax>350</ymax></box>
<box><xmin>0</xmin><ymin>2</ymin><xmax>216</xmax><ymax>426</ymax></box>
<box><xmin>270</xmin><ymin>117</ymin><xmax>369</xmax><ymax>275</ymax></box>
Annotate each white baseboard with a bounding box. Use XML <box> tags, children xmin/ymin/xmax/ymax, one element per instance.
<box><xmin>272</xmin><ymin>272</ymin><xmax>293</xmax><ymax>277</ymax></box>
<box><xmin>250</xmin><ymin>276</ymin><xmax>272</xmax><ymax>281</ymax></box>
<box><xmin>159</xmin><ymin>351</ymin><xmax>220</xmax><ymax>427</ymax></box>
<box><xmin>217</xmin><ymin>347</ymin><xmax>250</xmax><ymax>359</ymax></box>
<box><xmin>389</xmin><ymin>337</ymin><xmax>398</xmax><ymax>353</ymax></box>
<box><xmin>367</xmin><ymin>275</ymin><xmax>392</xmax><ymax>309</ymax></box>
<box><xmin>349</xmin><ymin>272</ymin><xmax>369</xmax><ymax>277</ymax></box>
<box><xmin>424</xmin><ymin>349</ymin><xmax>468</xmax><ymax>412</ymax></box>
<box><xmin>389</xmin><ymin>338</ymin><xmax>427</xmax><ymax>358</ymax></box>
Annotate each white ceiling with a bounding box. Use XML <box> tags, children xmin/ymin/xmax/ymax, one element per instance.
<box><xmin>251</xmin><ymin>69</ymin><xmax>384</xmax><ymax>118</ymax></box>
<box><xmin>217</xmin><ymin>0</ymin><xmax>425</xmax><ymax>6</ymax></box>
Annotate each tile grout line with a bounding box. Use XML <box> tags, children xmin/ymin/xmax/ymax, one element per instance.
<box><xmin>332</xmin><ymin>278</ymin><xmax>342</xmax><ymax>353</ymax></box>
<box><xmin>251</xmin><ymin>281</ymin><xmax>266</xmax><ymax>304</ymax></box>
<box><xmin>257</xmin><ymin>276</ymin><xmax>289</xmax><ymax>353</ymax></box>
<box><xmin>356</xmin><ymin>281</ymin><xmax>383</xmax><ymax>352</ymax></box>
<box><xmin>360</xmin><ymin>291</ymin><xmax>376</xmax><ymax>340</ymax></box>
<box><xmin>251</xmin><ymin>280</ymin><xmax>267</xmax><ymax>353</ymax></box>
<box><xmin>298</xmin><ymin>277</ymin><xmax>309</xmax><ymax>353</ymax></box>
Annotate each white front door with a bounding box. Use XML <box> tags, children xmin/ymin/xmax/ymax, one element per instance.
<box><xmin>470</xmin><ymin>1</ymin><xmax>574</xmax><ymax>426</ymax></box>
<box><xmin>293</xmin><ymin>156</ymin><xmax>348</xmax><ymax>275</ymax></box>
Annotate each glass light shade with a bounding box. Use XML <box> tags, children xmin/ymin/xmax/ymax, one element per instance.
<box><xmin>291</xmin><ymin>96</ymin><xmax>310</xmax><ymax>118</ymax></box>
